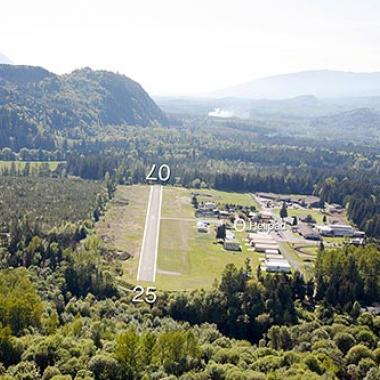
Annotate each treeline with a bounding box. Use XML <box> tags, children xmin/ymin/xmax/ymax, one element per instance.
<box><xmin>165</xmin><ymin>246</ymin><xmax>380</xmax><ymax>346</ymax></box>
<box><xmin>315</xmin><ymin>245</ymin><xmax>380</xmax><ymax>308</ymax></box>
<box><xmin>166</xmin><ymin>261</ymin><xmax>313</xmax><ymax>342</ymax></box>
<box><xmin>316</xmin><ymin>177</ymin><xmax>380</xmax><ymax>237</ymax></box>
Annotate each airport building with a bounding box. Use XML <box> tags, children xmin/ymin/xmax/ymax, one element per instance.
<box><xmin>263</xmin><ymin>258</ymin><xmax>291</xmax><ymax>274</ymax></box>
<box><xmin>317</xmin><ymin>224</ymin><xmax>359</xmax><ymax>237</ymax></box>
<box><xmin>254</xmin><ymin>243</ymin><xmax>280</xmax><ymax>252</ymax></box>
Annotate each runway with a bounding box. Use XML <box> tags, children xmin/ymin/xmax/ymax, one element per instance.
<box><xmin>137</xmin><ymin>185</ymin><xmax>162</xmax><ymax>282</ymax></box>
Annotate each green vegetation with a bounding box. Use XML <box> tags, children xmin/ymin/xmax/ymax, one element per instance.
<box><xmin>0</xmin><ymin>177</ymin><xmax>106</xmax><ymax>231</ymax></box>
<box><xmin>315</xmin><ymin>245</ymin><xmax>380</xmax><ymax>307</ymax></box>
<box><xmin>274</xmin><ymin>207</ymin><xmax>326</xmax><ymax>224</ymax></box>
<box><xmin>195</xmin><ymin>188</ymin><xmax>259</xmax><ymax>209</ymax></box>
<box><xmin>0</xmin><ymin>65</ymin><xmax>166</xmax><ymax>151</ymax></box>
<box><xmin>0</xmin><ymin>269</ymin><xmax>43</xmax><ymax>335</ymax></box>
<box><xmin>0</xmin><ymin>161</ymin><xmax>62</xmax><ymax>171</ymax></box>
<box><xmin>156</xmin><ymin>219</ymin><xmax>260</xmax><ymax>290</ymax></box>
<box><xmin>156</xmin><ymin>186</ymin><xmax>260</xmax><ymax>290</ymax></box>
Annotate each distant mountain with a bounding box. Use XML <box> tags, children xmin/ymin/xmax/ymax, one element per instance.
<box><xmin>212</xmin><ymin>70</ymin><xmax>380</xmax><ymax>99</ymax></box>
<box><xmin>156</xmin><ymin>95</ymin><xmax>348</xmax><ymax>119</ymax></box>
<box><xmin>0</xmin><ymin>53</ymin><xmax>12</xmax><ymax>64</ymax></box>
<box><xmin>0</xmin><ymin>64</ymin><xmax>167</xmax><ymax>151</ymax></box>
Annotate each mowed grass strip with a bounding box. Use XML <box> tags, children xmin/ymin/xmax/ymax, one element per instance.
<box><xmin>161</xmin><ymin>186</ymin><xmax>195</xmax><ymax>218</ymax></box>
<box><xmin>95</xmin><ymin>185</ymin><xmax>150</xmax><ymax>282</ymax></box>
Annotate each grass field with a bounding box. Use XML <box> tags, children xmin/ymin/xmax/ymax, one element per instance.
<box><xmin>95</xmin><ymin>185</ymin><xmax>150</xmax><ymax>282</ymax></box>
<box><xmin>196</xmin><ymin>188</ymin><xmax>260</xmax><ymax>210</ymax></box>
<box><xmin>274</xmin><ymin>204</ymin><xmax>349</xmax><ymax>226</ymax></box>
<box><xmin>274</xmin><ymin>207</ymin><xmax>326</xmax><ymax>224</ymax></box>
<box><xmin>0</xmin><ymin>161</ymin><xmax>63</xmax><ymax>171</ymax></box>
<box><xmin>161</xmin><ymin>186</ymin><xmax>195</xmax><ymax>218</ymax></box>
<box><xmin>156</xmin><ymin>186</ymin><xmax>260</xmax><ymax>290</ymax></box>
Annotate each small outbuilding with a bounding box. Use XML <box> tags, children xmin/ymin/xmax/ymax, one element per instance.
<box><xmin>224</xmin><ymin>240</ymin><xmax>242</xmax><ymax>251</ymax></box>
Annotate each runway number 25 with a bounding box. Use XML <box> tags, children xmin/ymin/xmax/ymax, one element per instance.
<box><xmin>146</xmin><ymin>164</ymin><xmax>171</xmax><ymax>182</ymax></box>
<box><xmin>132</xmin><ymin>285</ymin><xmax>157</xmax><ymax>304</ymax></box>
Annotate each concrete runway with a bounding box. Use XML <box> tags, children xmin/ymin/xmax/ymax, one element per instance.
<box><xmin>137</xmin><ymin>185</ymin><xmax>162</xmax><ymax>282</ymax></box>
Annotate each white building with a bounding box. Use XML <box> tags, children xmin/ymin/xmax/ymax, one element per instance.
<box><xmin>259</xmin><ymin>211</ymin><xmax>273</xmax><ymax>220</ymax></box>
<box><xmin>263</xmin><ymin>258</ymin><xmax>291</xmax><ymax>274</ymax></box>
<box><xmin>265</xmin><ymin>253</ymin><xmax>284</xmax><ymax>260</ymax></box>
<box><xmin>254</xmin><ymin>243</ymin><xmax>280</xmax><ymax>253</ymax></box>
<box><xmin>317</xmin><ymin>224</ymin><xmax>355</xmax><ymax>237</ymax></box>
<box><xmin>265</xmin><ymin>249</ymin><xmax>281</xmax><ymax>255</ymax></box>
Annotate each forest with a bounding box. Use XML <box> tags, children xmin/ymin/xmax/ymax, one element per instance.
<box><xmin>2</xmin><ymin>118</ymin><xmax>380</xmax><ymax>238</ymax></box>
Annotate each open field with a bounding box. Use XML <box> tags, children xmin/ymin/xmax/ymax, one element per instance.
<box><xmin>156</xmin><ymin>186</ymin><xmax>260</xmax><ymax>290</ymax></box>
<box><xmin>95</xmin><ymin>185</ymin><xmax>150</xmax><ymax>282</ymax></box>
<box><xmin>0</xmin><ymin>160</ymin><xmax>63</xmax><ymax>171</ymax></box>
<box><xmin>196</xmin><ymin>188</ymin><xmax>260</xmax><ymax>210</ymax></box>
<box><xmin>274</xmin><ymin>207</ymin><xmax>326</xmax><ymax>224</ymax></box>
<box><xmin>273</xmin><ymin>205</ymin><xmax>349</xmax><ymax>226</ymax></box>
<box><xmin>161</xmin><ymin>186</ymin><xmax>195</xmax><ymax>218</ymax></box>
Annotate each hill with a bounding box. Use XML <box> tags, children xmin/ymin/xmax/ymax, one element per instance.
<box><xmin>156</xmin><ymin>95</ymin><xmax>357</xmax><ymax>119</ymax></box>
<box><xmin>212</xmin><ymin>70</ymin><xmax>380</xmax><ymax>99</ymax></box>
<box><xmin>311</xmin><ymin>107</ymin><xmax>380</xmax><ymax>132</ymax></box>
<box><xmin>0</xmin><ymin>64</ymin><xmax>167</xmax><ymax>151</ymax></box>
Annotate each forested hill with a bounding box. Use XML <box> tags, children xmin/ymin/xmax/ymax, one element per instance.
<box><xmin>0</xmin><ymin>64</ymin><xmax>167</xmax><ymax>150</ymax></box>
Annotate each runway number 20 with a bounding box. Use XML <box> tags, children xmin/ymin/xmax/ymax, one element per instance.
<box><xmin>132</xmin><ymin>285</ymin><xmax>157</xmax><ymax>304</ymax></box>
<box><xmin>146</xmin><ymin>164</ymin><xmax>171</xmax><ymax>182</ymax></box>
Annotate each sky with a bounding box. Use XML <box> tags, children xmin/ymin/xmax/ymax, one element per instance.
<box><xmin>1</xmin><ymin>0</ymin><xmax>380</xmax><ymax>95</ymax></box>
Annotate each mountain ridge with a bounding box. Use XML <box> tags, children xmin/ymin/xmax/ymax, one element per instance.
<box><xmin>212</xmin><ymin>69</ymin><xmax>380</xmax><ymax>99</ymax></box>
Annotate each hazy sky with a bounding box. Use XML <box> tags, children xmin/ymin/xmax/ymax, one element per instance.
<box><xmin>1</xmin><ymin>0</ymin><xmax>380</xmax><ymax>95</ymax></box>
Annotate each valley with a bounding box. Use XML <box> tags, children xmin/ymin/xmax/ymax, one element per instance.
<box><xmin>1</xmin><ymin>62</ymin><xmax>380</xmax><ymax>379</ymax></box>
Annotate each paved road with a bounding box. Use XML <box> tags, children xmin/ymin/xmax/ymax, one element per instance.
<box><xmin>137</xmin><ymin>185</ymin><xmax>162</xmax><ymax>282</ymax></box>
